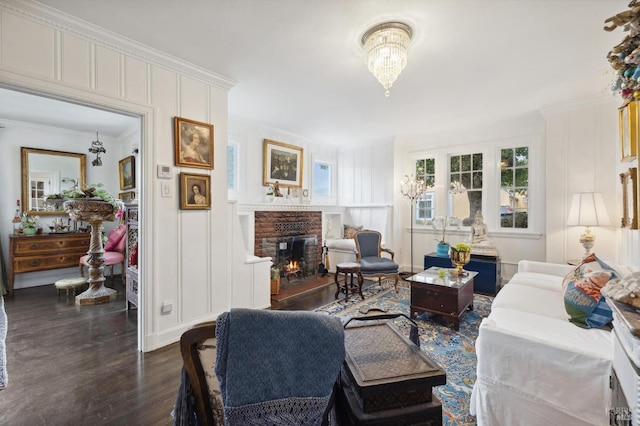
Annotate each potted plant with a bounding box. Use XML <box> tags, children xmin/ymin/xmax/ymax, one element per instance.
<box><xmin>21</xmin><ymin>213</ymin><xmax>40</xmax><ymax>235</ymax></box>
<box><xmin>433</xmin><ymin>216</ymin><xmax>451</xmax><ymax>257</ymax></box>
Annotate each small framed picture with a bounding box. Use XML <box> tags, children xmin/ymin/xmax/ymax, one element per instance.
<box><xmin>263</xmin><ymin>139</ymin><xmax>303</xmax><ymax>188</ymax></box>
<box><xmin>619</xmin><ymin>101</ymin><xmax>638</xmax><ymax>162</ymax></box>
<box><xmin>119</xmin><ymin>156</ymin><xmax>135</xmax><ymax>190</ymax></box>
<box><xmin>118</xmin><ymin>191</ymin><xmax>136</xmax><ymax>203</ymax></box>
<box><xmin>174</xmin><ymin>117</ymin><xmax>214</xmax><ymax>169</ymax></box>
<box><xmin>180</xmin><ymin>172</ymin><xmax>211</xmax><ymax>210</ymax></box>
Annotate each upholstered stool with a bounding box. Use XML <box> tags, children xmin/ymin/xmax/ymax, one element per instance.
<box><xmin>55</xmin><ymin>277</ymin><xmax>88</xmax><ymax>297</ymax></box>
<box><xmin>334</xmin><ymin>262</ymin><xmax>363</xmax><ymax>300</ymax></box>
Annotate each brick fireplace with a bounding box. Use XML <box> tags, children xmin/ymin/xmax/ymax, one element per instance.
<box><xmin>255</xmin><ymin>211</ymin><xmax>322</xmax><ymax>282</ymax></box>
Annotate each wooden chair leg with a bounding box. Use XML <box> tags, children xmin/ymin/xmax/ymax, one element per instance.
<box><xmin>393</xmin><ymin>274</ymin><xmax>399</xmax><ymax>293</ymax></box>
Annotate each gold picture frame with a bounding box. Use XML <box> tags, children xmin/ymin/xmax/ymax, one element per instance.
<box><xmin>619</xmin><ymin>101</ymin><xmax>638</xmax><ymax>162</ymax></box>
<box><xmin>119</xmin><ymin>155</ymin><xmax>135</xmax><ymax>190</ymax></box>
<box><xmin>118</xmin><ymin>191</ymin><xmax>136</xmax><ymax>203</ymax></box>
<box><xmin>180</xmin><ymin>172</ymin><xmax>211</xmax><ymax>210</ymax></box>
<box><xmin>620</xmin><ymin>167</ymin><xmax>638</xmax><ymax>229</ymax></box>
<box><xmin>174</xmin><ymin>117</ymin><xmax>214</xmax><ymax>169</ymax></box>
<box><xmin>262</xmin><ymin>139</ymin><xmax>303</xmax><ymax>188</ymax></box>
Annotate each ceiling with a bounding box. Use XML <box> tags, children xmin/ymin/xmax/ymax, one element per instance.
<box><xmin>0</xmin><ymin>0</ymin><xmax>630</xmax><ymax>145</ymax></box>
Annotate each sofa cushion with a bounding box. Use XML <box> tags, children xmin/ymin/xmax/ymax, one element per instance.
<box><xmin>343</xmin><ymin>224</ymin><xmax>363</xmax><ymax>239</ymax></box>
<box><xmin>491</xmin><ymin>284</ymin><xmax>568</xmax><ymax>320</ymax></box>
<box><xmin>562</xmin><ymin>253</ymin><xmax>617</xmax><ymax>328</ymax></box>
<box><xmin>506</xmin><ymin>271</ymin><xmax>565</xmax><ymax>293</ymax></box>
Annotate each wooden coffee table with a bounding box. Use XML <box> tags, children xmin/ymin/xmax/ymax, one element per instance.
<box><xmin>407</xmin><ymin>267</ymin><xmax>477</xmax><ymax>330</ymax></box>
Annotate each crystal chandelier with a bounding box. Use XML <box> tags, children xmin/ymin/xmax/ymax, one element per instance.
<box><xmin>362</xmin><ymin>22</ymin><xmax>412</xmax><ymax>97</ymax></box>
<box><xmin>88</xmin><ymin>131</ymin><xmax>106</xmax><ymax>166</ymax></box>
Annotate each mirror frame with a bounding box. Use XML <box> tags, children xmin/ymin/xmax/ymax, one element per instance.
<box><xmin>21</xmin><ymin>147</ymin><xmax>87</xmax><ymax>216</ymax></box>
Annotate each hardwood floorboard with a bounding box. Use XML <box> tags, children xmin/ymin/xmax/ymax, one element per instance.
<box><xmin>0</xmin><ymin>275</ymin><xmax>358</xmax><ymax>425</ymax></box>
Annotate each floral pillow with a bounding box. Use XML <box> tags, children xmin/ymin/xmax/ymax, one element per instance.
<box><xmin>343</xmin><ymin>224</ymin><xmax>363</xmax><ymax>239</ymax></box>
<box><xmin>562</xmin><ymin>253</ymin><xmax>617</xmax><ymax>328</ymax></box>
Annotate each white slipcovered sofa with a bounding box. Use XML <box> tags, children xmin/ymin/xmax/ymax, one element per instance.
<box><xmin>470</xmin><ymin>260</ymin><xmax>618</xmax><ymax>426</ymax></box>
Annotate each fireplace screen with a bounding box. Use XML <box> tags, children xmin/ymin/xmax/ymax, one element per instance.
<box><xmin>270</xmin><ymin>235</ymin><xmax>318</xmax><ymax>282</ymax></box>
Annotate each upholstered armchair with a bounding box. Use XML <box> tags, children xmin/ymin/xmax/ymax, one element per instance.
<box><xmin>354</xmin><ymin>229</ymin><xmax>400</xmax><ymax>293</ymax></box>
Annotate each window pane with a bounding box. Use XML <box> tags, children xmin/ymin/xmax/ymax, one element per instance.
<box><xmin>425</xmin><ymin>158</ymin><xmax>435</xmax><ymax>174</ymax></box>
<box><xmin>450</xmin><ymin>173</ymin><xmax>459</xmax><ymax>185</ymax></box>
<box><xmin>473</xmin><ymin>153</ymin><xmax>483</xmax><ymax>170</ymax></box>
<box><xmin>227</xmin><ymin>145</ymin><xmax>235</xmax><ymax>190</ymax></box>
<box><xmin>461</xmin><ymin>155</ymin><xmax>471</xmax><ymax>172</ymax></box>
<box><xmin>450</xmin><ymin>156</ymin><xmax>460</xmax><ymax>173</ymax></box>
<box><xmin>425</xmin><ymin>175</ymin><xmax>435</xmax><ymax>187</ymax></box>
<box><xmin>312</xmin><ymin>162</ymin><xmax>331</xmax><ymax>197</ymax></box>
<box><xmin>461</xmin><ymin>172</ymin><xmax>471</xmax><ymax>189</ymax></box>
<box><xmin>500</xmin><ymin>146</ymin><xmax>529</xmax><ymax>229</ymax></box>
<box><xmin>472</xmin><ymin>171</ymin><xmax>483</xmax><ymax>188</ymax></box>
<box><xmin>515</xmin><ymin>147</ymin><xmax>529</xmax><ymax>166</ymax></box>
<box><xmin>501</xmin><ymin>169</ymin><xmax>513</xmax><ymax>186</ymax></box>
<box><xmin>416</xmin><ymin>159</ymin><xmax>425</xmax><ymax>176</ymax></box>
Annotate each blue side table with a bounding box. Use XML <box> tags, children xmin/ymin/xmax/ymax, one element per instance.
<box><xmin>423</xmin><ymin>252</ymin><xmax>501</xmax><ymax>295</ymax></box>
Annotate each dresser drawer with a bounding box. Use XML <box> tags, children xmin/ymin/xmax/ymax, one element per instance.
<box><xmin>13</xmin><ymin>234</ymin><xmax>90</xmax><ymax>255</ymax></box>
<box><xmin>13</xmin><ymin>253</ymin><xmax>83</xmax><ymax>273</ymax></box>
<box><xmin>411</xmin><ymin>286</ymin><xmax>457</xmax><ymax>314</ymax></box>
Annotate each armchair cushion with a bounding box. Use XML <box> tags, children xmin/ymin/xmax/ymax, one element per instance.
<box><xmin>104</xmin><ymin>224</ymin><xmax>126</xmax><ymax>251</ymax></box>
<box><xmin>360</xmin><ymin>257</ymin><xmax>399</xmax><ymax>274</ymax></box>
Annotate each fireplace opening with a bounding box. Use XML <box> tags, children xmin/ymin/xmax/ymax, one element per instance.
<box><xmin>274</xmin><ymin>235</ymin><xmax>317</xmax><ymax>283</ymax></box>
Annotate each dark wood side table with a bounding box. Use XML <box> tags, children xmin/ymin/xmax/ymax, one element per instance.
<box><xmin>334</xmin><ymin>262</ymin><xmax>363</xmax><ymax>300</ymax></box>
<box><xmin>408</xmin><ymin>267</ymin><xmax>477</xmax><ymax>331</ymax></box>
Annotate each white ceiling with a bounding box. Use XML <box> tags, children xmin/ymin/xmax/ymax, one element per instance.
<box><xmin>0</xmin><ymin>0</ymin><xmax>630</xmax><ymax>145</ymax></box>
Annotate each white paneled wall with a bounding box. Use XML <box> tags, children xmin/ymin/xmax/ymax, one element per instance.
<box><xmin>0</xmin><ymin>1</ymin><xmax>240</xmax><ymax>352</ymax></box>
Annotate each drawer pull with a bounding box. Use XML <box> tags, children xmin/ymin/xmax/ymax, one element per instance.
<box><xmin>30</xmin><ymin>260</ymin><xmax>40</xmax><ymax>267</ymax></box>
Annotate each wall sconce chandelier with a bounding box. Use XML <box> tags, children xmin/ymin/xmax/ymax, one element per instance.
<box><xmin>362</xmin><ymin>21</ymin><xmax>412</xmax><ymax>97</ymax></box>
<box><xmin>89</xmin><ymin>131</ymin><xmax>106</xmax><ymax>167</ymax></box>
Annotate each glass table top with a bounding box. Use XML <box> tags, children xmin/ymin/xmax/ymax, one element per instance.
<box><xmin>407</xmin><ymin>267</ymin><xmax>478</xmax><ymax>289</ymax></box>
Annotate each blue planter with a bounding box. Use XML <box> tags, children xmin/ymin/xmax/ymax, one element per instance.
<box><xmin>436</xmin><ymin>243</ymin><xmax>450</xmax><ymax>257</ymax></box>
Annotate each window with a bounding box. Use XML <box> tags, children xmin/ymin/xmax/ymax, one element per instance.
<box><xmin>312</xmin><ymin>161</ymin><xmax>332</xmax><ymax>198</ymax></box>
<box><xmin>449</xmin><ymin>153</ymin><xmax>483</xmax><ymax>225</ymax></box>
<box><xmin>500</xmin><ymin>147</ymin><xmax>529</xmax><ymax>228</ymax></box>
<box><xmin>415</xmin><ymin>158</ymin><xmax>436</xmax><ymax>225</ymax></box>
<box><xmin>227</xmin><ymin>144</ymin><xmax>237</xmax><ymax>190</ymax></box>
<box><xmin>416</xmin><ymin>193</ymin><xmax>435</xmax><ymax>224</ymax></box>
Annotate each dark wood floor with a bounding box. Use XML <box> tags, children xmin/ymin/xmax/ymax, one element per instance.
<box><xmin>0</xmin><ymin>276</ymin><xmax>355</xmax><ymax>425</ymax></box>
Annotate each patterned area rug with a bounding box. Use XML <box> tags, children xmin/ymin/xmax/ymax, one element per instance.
<box><xmin>315</xmin><ymin>281</ymin><xmax>492</xmax><ymax>426</ymax></box>
<box><xmin>0</xmin><ymin>296</ymin><xmax>6</xmax><ymax>389</ymax></box>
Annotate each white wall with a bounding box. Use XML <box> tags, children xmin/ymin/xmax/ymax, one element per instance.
<box><xmin>0</xmin><ymin>1</ymin><xmax>233</xmax><ymax>351</ymax></box>
<box><xmin>229</xmin><ymin>117</ymin><xmax>339</xmax><ymax>205</ymax></box>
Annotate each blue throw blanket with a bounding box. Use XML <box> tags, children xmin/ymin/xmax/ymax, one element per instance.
<box><xmin>215</xmin><ymin>309</ymin><xmax>344</xmax><ymax>425</ymax></box>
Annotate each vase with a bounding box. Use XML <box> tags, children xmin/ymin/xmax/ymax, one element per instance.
<box><xmin>23</xmin><ymin>227</ymin><xmax>36</xmax><ymax>236</ymax></box>
<box><xmin>450</xmin><ymin>250</ymin><xmax>471</xmax><ymax>275</ymax></box>
<box><xmin>436</xmin><ymin>243</ymin><xmax>450</xmax><ymax>257</ymax></box>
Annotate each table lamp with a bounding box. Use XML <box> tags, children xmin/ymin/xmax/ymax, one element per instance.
<box><xmin>566</xmin><ymin>192</ymin><xmax>611</xmax><ymax>259</ymax></box>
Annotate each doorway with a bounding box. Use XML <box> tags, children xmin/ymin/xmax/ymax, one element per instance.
<box><xmin>0</xmin><ymin>85</ymin><xmax>144</xmax><ymax>351</ymax></box>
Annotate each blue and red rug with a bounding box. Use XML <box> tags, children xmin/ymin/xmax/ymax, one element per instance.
<box><xmin>315</xmin><ymin>281</ymin><xmax>492</xmax><ymax>426</ymax></box>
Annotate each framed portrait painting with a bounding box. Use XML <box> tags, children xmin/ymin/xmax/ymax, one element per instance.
<box><xmin>180</xmin><ymin>172</ymin><xmax>211</xmax><ymax>210</ymax></box>
<box><xmin>174</xmin><ymin>117</ymin><xmax>214</xmax><ymax>169</ymax></box>
<box><xmin>119</xmin><ymin>155</ymin><xmax>135</xmax><ymax>190</ymax></box>
<box><xmin>619</xmin><ymin>101</ymin><xmax>638</xmax><ymax>162</ymax></box>
<box><xmin>262</xmin><ymin>139</ymin><xmax>303</xmax><ymax>188</ymax></box>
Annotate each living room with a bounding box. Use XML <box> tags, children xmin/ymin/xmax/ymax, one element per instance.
<box><xmin>0</xmin><ymin>0</ymin><xmax>639</xmax><ymax>422</ymax></box>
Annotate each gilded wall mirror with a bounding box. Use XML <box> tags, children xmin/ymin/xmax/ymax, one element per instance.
<box><xmin>21</xmin><ymin>147</ymin><xmax>87</xmax><ymax>216</ymax></box>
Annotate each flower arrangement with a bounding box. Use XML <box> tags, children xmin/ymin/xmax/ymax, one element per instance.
<box><xmin>63</xmin><ymin>183</ymin><xmax>124</xmax><ymax>210</ymax></box>
<box><xmin>21</xmin><ymin>212</ymin><xmax>39</xmax><ymax>229</ymax></box>
<box><xmin>451</xmin><ymin>242</ymin><xmax>472</xmax><ymax>253</ymax></box>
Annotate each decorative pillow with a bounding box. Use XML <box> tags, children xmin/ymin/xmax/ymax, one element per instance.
<box><xmin>562</xmin><ymin>253</ymin><xmax>617</xmax><ymax>328</ymax></box>
<box><xmin>104</xmin><ymin>224</ymin><xmax>126</xmax><ymax>251</ymax></box>
<box><xmin>601</xmin><ymin>271</ymin><xmax>640</xmax><ymax>308</ymax></box>
<box><xmin>343</xmin><ymin>224</ymin><xmax>363</xmax><ymax>239</ymax></box>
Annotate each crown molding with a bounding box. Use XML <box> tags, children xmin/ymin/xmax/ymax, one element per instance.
<box><xmin>1</xmin><ymin>1</ymin><xmax>236</xmax><ymax>91</ymax></box>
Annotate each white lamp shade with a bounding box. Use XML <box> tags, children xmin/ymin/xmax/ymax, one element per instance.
<box><xmin>567</xmin><ymin>192</ymin><xmax>611</xmax><ymax>226</ymax></box>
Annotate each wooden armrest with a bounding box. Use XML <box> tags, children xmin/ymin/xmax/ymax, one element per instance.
<box><xmin>382</xmin><ymin>247</ymin><xmax>395</xmax><ymax>261</ymax></box>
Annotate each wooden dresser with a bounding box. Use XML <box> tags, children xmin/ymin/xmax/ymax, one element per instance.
<box><xmin>8</xmin><ymin>232</ymin><xmax>91</xmax><ymax>295</ymax></box>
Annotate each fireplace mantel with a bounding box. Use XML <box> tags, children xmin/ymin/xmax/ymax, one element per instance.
<box><xmin>236</xmin><ymin>203</ymin><xmax>345</xmax><ymax>214</ymax></box>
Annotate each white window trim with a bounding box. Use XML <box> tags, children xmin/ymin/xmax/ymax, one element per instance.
<box><xmin>311</xmin><ymin>157</ymin><xmax>336</xmax><ymax>203</ymax></box>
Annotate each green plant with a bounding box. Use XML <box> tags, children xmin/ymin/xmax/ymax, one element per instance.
<box><xmin>451</xmin><ymin>242</ymin><xmax>472</xmax><ymax>253</ymax></box>
<box><xmin>63</xmin><ymin>183</ymin><xmax>122</xmax><ymax>209</ymax></box>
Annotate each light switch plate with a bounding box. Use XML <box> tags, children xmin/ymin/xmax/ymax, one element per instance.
<box><xmin>161</xmin><ymin>182</ymin><xmax>171</xmax><ymax>198</ymax></box>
